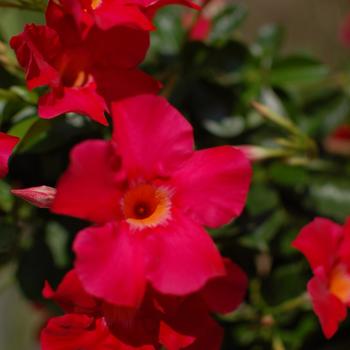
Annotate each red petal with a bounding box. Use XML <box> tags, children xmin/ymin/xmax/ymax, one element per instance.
<box><xmin>308</xmin><ymin>268</ymin><xmax>347</xmax><ymax>339</ymax></box>
<box><xmin>10</xmin><ymin>24</ymin><xmax>60</xmax><ymax>90</ymax></box>
<box><xmin>144</xmin><ymin>210</ymin><xmax>225</xmax><ymax>296</ymax></box>
<box><xmin>112</xmin><ymin>95</ymin><xmax>193</xmax><ymax>179</ymax></box>
<box><xmin>0</xmin><ymin>133</ymin><xmax>19</xmax><ymax>178</ymax></box>
<box><xmin>201</xmin><ymin>258</ymin><xmax>248</xmax><ymax>314</ymax></box>
<box><xmin>41</xmin><ymin>315</ymin><xmax>108</xmax><ymax>350</ymax></box>
<box><xmin>74</xmin><ymin>222</ymin><xmax>147</xmax><ymax>307</ymax></box>
<box><xmin>172</xmin><ymin>146</ymin><xmax>252</xmax><ymax>228</ymax></box>
<box><xmin>293</xmin><ymin>217</ymin><xmax>343</xmax><ymax>273</ymax></box>
<box><xmin>94</xmin><ymin>69</ymin><xmax>160</xmax><ymax>106</ymax></box>
<box><xmin>38</xmin><ymin>84</ymin><xmax>107</xmax><ymax>125</ymax></box>
<box><xmin>52</xmin><ymin>140</ymin><xmax>124</xmax><ymax>224</ymax></box>
<box><xmin>43</xmin><ymin>270</ymin><xmax>100</xmax><ymax>316</ymax></box>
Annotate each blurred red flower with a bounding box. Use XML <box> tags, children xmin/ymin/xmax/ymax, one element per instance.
<box><xmin>324</xmin><ymin>124</ymin><xmax>350</xmax><ymax>156</ymax></box>
<box><xmin>51</xmin><ymin>94</ymin><xmax>251</xmax><ymax>307</ymax></box>
<box><xmin>293</xmin><ymin>217</ymin><xmax>350</xmax><ymax>338</ymax></box>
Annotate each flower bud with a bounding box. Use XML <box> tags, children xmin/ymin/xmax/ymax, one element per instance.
<box><xmin>11</xmin><ymin>186</ymin><xmax>56</xmax><ymax>208</ymax></box>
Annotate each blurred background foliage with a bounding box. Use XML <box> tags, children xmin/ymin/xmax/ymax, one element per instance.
<box><xmin>1</xmin><ymin>1</ymin><xmax>350</xmax><ymax>349</ymax></box>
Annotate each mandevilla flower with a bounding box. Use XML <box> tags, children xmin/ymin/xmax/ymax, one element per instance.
<box><xmin>52</xmin><ymin>94</ymin><xmax>251</xmax><ymax>307</ymax></box>
<box><xmin>10</xmin><ymin>16</ymin><xmax>158</xmax><ymax>125</ymax></box>
<box><xmin>50</xmin><ymin>0</ymin><xmax>200</xmax><ymax>36</ymax></box>
<box><xmin>0</xmin><ymin>132</ymin><xmax>19</xmax><ymax>178</ymax></box>
<box><xmin>293</xmin><ymin>217</ymin><xmax>350</xmax><ymax>338</ymax></box>
<box><xmin>42</xmin><ymin>258</ymin><xmax>247</xmax><ymax>349</ymax></box>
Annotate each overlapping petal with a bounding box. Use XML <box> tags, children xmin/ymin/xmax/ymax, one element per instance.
<box><xmin>172</xmin><ymin>146</ymin><xmax>251</xmax><ymax>228</ymax></box>
<box><xmin>308</xmin><ymin>268</ymin><xmax>347</xmax><ymax>339</ymax></box>
<box><xmin>201</xmin><ymin>258</ymin><xmax>248</xmax><ymax>314</ymax></box>
<box><xmin>112</xmin><ymin>95</ymin><xmax>193</xmax><ymax>179</ymax></box>
<box><xmin>52</xmin><ymin>140</ymin><xmax>124</xmax><ymax>223</ymax></box>
<box><xmin>144</xmin><ymin>210</ymin><xmax>225</xmax><ymax>296</ymax></box>
<box><xmin>74</xmin><ymin>222</ymin><xmax>147</xmax><ymax>307</ymax></box>
<box><xmin>39</xmin><ymin>84</ymin><xmax>107</xmax><ymax>124</ymax></box>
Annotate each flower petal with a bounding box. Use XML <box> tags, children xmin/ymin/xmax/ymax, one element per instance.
<box><xmin>144</xmin><ymin>211</ymin><xmax>225</xmax><ymax>296</ymax></box>
<box><xmin>293</xmin><ymin>217</ymin><xmax>343</xmax><ymax>273</ymax></box>
<box><xmin>41</xmin><ymin>315</ymin><xmax>109</xmax><ymax>350</ymax></box>
<box><xmin>201</xmin><ymin>258</ymin><xmax>248</xmax><ymax>314</ymax></box>
<box><xmin>52</xmin><ymin>140</ymin><xmax>124</xmax><ymax>224</ymax></box>
<box><xmin>308</xmin><ymin>268</ymin><xmax>347</xmax><ymax>339</ymax></box>
<box><xmin>74</xmin><ymin>222</ymin><xmax>147</xmax><ymax>307</ymax></box>
<box><xmin>172</xmin><ymin>146</ymin><xmax>251</xmax><ymax>228</ymax></box>
<box><xmin>43</xmin><ymin>270</ymin><xmax>99</xmax><ymax>316</ymax></box>
<box><xmin>94</xmin><ymin>69</ymin><xmax>160</xmax><ymax>106</ymax></box>
<box><xmin>38</xmin><ymin>84</ymin><xmax>107</xmax><ymax>125</ymax></box>
<box><xmin>10</xmin><ymin>24</ymin><xmax>60</xmax><ymax>90</ymax></box>
<box><xmin>112</xmin><ymin>95</ymin><xmax>193</xmax><ymax>179</ymax></box>
<box><xmin>0</xmin><ymin>133</ymin><xmax>19</xmax><ymax>178</ymax></box>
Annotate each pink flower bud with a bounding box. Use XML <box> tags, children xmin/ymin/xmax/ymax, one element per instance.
<box><xmin>11</xmin><ymin>186</ymin><xmax>56</xmax><ymax>208</ymax></box>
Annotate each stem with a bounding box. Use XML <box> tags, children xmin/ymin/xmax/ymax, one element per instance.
<box><xmin>269</xmin><ymin>293</ymin><xmax>310</xmax><ymax>315</ymax></box>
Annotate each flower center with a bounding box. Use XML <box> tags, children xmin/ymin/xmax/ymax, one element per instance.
<box><xmin>91</xmin><ymin>0</ymin><xmax>102</xmax><ymax>9</ymax></box>
<box><xmin>122</xmin><ymin>184</ymin><xmax>172</xmax><ymax>230</ymax></box>
<box><xmin>329</xmin><ymin>264</ymin><xmax>350</xmax><ymax>303</ymax></box>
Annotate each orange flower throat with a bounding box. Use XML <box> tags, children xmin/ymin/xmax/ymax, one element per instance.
<box><xmin>122</xmin><ymin>184</ymin><xmax>172</xmax><ymax>230</ymax></box>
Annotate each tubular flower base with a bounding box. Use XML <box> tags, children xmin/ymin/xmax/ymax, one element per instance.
<box><xmin>41</xmin><ymin>259</ymin><xmax>248</xmax><ymax>349</ymax></box>
<box><xmin>51</xmin><ymin>94</ymin><xmax>252</xmax><ymax>307</ymax></box>
<box><xmin>293</xmin><ymin>217</ymin><xmax>350</xmax><ymax>338</ymax></box>
<box><xmin>0</xmin><ymin>132</ymin><xmax>19</xmax><ymax>178</ymax></box>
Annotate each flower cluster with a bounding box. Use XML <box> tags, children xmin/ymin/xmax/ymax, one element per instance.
<box><xmin>7</xmin><ymin>1</ymin><xmax>254</xmax><ymax>349</ymax></box>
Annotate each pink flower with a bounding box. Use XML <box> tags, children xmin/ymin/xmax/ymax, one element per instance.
<box><xmin>0</xmin><ymin>133</ymin><xmax>19</xmax><ymax>178</ymax></box>
<box><xmin>52</xmin><ymin>94</ymin><xmax>252</xmax><ymax>307</ymax></box>
<box><xmin>293</xmin><ymin>217</ymin><xmax>350</xmax><ymax>338</ymax></box>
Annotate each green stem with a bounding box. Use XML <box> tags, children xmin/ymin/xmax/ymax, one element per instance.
<box><xmin>269</xmin><ymin>293</ymin><xmax>310</xmax><ymax>315</ymax></box>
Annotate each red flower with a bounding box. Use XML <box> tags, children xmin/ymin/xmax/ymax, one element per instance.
<box><xmin>52</xmin><ymin>94</ymin><xmax>251</xmax><ymax>307</ymax></box>
<box><xmin>293</xmin><ymin>217</ymin><xmax>350</xmax><ymax>338</ymax></box>
<box><xmin>49</xmin><ymin>0</ymin><xmax>200</xmax><ymax>37</ymax></box>
<box><xmin>42</xmin><ymin>270</ymin><xmax>154</xmax><ymax>350</ymax></box>
<box><xmin>10</xmin><ymin>2</ymin><xmax>160</xmax><ymax>125</ymax></box>
<box><xmin>0</xmin><ymin>133</ymin><xmax>19</xmax><ymax>178</ymax></box>
<box><xmin>324</xmin><ymin>124</ymin><xmax>350</xmax><ymax>156</ymax></box>
<box><xmin>42</xmin><ymin>258</ymin><xmax>247</xmax><ymax>349</ymax></box>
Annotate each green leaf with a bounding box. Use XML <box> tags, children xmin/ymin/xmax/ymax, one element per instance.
<box><xmin>0</xmin><ymin>180</ymin><xmax>14</xmax><ymax>213</ymax></box>
<box><xmin>307</xmin><ymin>178</ymin><xmax>350</xmax><ymax>221</ymax></box>
<box><xmin>270</xmin><ymin>55</ymin><xmax>329</xmax><ymax>87</ymax></box>
<box><xmin>240</xmin><ymin>210</ymin><xmax>287</xmax><ymax>251</ymax></box>
<box><xmin>45</xmin><ymin>222</ymin><xmax>69</xmax><ymax>269</ymax></box>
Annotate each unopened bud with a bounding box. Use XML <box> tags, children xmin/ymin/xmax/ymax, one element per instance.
<box><xmin>11</xmin><ymin>186</ymin><xmax>56</xmax><ymax>208</ymax></box>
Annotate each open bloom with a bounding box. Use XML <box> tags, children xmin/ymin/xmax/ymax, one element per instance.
<box><xmin>42</xmin><ymin>258</ymin><xmax>247</xmax><ymax>349</ymax></box>
<box><xmin>10</xmin><ymin>16</ymin><xmax>158</xmax><ymax>125</ymax></box>
<box><xmin>0</xmin><ymin>133</ymin><xmax>19</xmax><ymax>178</ymax></box>
<box><xmin>52</xmin><ymin>94</ymin><xmax>251</xmax><ymax>307</ymax></box>
<box><xmin>293</xmin><ymin>217</ymin><xmax>350</xmax><ymax>338</ymax></box>
<box><xmin>50</xmin><ymin>0</ymin><xmax>200</xmax><ymax>36</ymax></box>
